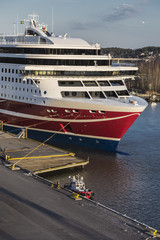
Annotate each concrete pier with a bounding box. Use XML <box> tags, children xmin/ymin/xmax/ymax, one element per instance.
<box><xmin>0</xmin><ymin>131</ymin><xmax>88</xmax><ymax>174</ymax></box>
<box><xmin>0</xmin><ymin>162</ymin><xmax>159</xmax><ymax>240</ymax></box>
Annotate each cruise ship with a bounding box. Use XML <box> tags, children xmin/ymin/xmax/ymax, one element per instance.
<box><xmin>0</xmin><ymin>14</ymin><xmax>147</xmax><ymax>151</ymax></box>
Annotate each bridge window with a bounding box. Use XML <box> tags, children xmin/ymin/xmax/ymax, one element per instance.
<box><xmin>98</xmin><ymin>81</ymin><xmax>110</xmax><ymax>86</ymax></box>
<box><xmin>104</xmin><ymin>91</ymin><xmax>117</xmax><ymax>98</ymax></box>
<box><xmin>83</xmin><ymin>81</ymin><xmax>98</xmax><ymax>86</ymax></box>
<box><xmin>61</xmin><ymin>91</ymin><xmax>90</xmax><ymax>98</ymax></box>
<box><xmin>89</xmin><ymin>91</ymin><xmax>105</xmax><ymax>98</ymax></box>
<box><xmin>110</xmin><ymin>80</ymin><xmax>124</xmax><ymax>86</ymax></box>
<box><xmin>116</xmin><ymin>90</ymin><xmax>129</xmax><ymax>96</ymax></box>
<box><xmin>58</xmin><ymin>81</ymin><xmax>82</xmax><ymax>87</ymax></box>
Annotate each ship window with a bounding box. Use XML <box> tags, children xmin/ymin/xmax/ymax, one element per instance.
<box><xmin>72</xmin><ymin>92</ymin><xmax>77</xmax><ymax>96</ymax></box>
<box><xmin>89</xmin><ymin>91</ymin><xmax>105</xmax><ymax>98</ymax></box>
<box><xmin>12</xmin><ymin>69</ymin><xmax>14</xmax><ymax>74</ymax></box>
<box><xmin>5</xmin><ymin>68</ymin><xmax>7</xmax><ymax>73</ymax></box>
<box><xmin>1</xmin><ymin>68</ymin><xmax>3</xmax><ymax>72</ymax></box>
<box><xmin>65</xmin><ymin>109</ymin><xmax>71</xmax><ymax>113</ymax></box>
<box><xmin>16</xmin><ymin>78</ymin><xmax>18</xmax><ymax>83</ymax></box>
<box><xmin>8</xmin><ymin>69</ymin><xmax>10</xmax><ymax>73</ymax></box>
<box><xmin>110</xmin><ymin>80</ymin><xmax>124</xmax><ymax>86</ymax></box>
<box><xmin>116</xmin><ymin>90</ymin><xmax>129</xmax><ymax>96</ymax></box>
<box><xmin>58</xmin><ymin>81</ymin><xmax>82</xmax><ymax>86</ymax></box>
<box><xmin>83</xmin><ymin>81</ymin><xmax>98</xmax><ymax>86</ymax></box>
<box><xmin>73</xmin><ymin>110</ymin><xmax>79</xmax><ymax>113</ymax></box>
<box><xmin>5</xmin><ymin>77</ymin><xmax>7</xmax><ymax>81</ymax></box>
<box><xmin>27</xmin><ymin>79</ymin><xmax>29</xmax><ymax>84</ymax></box>
<box><xmin>26</xmin><ymin>30</ymin><xmax>40</xmax><ymax>36</ymax></box>
<box><xmin>98</xmin><ymin>81</ymin><xmax>110</xmax><ymax>86</ymax></box>
<box><xmin>61</xmin><ymin>91</ymin><xmax>90</xmax><ymax>98</ymax></box>
<box><xmin>89</xmin><ymin>110</ymin><xmax>96</xmax><ymax>113</ymax></box>
<box><xmin>99</xmin><ymin>110</ymin><xmax>105</xmax><ymax>114</ymax></box>
<box><xmin>64</xmin><ymin>91</ymin><xmax>69</xmax><ymax>96</ymax></box>
<box><xmin>104</xmin><ymin>91</ymin><xmax>117</xmax><ymax>98</ymax></box>
<box><xmin>19</xmin><ymin>78</ymin><xmax>21</xmax><ymax>83</ymax></box>
<box><xmin>8</xmin><ymin>77</ymin><xmax>10</xmax><ymax>82</ymax></box>
<box><xmin>1</xmin><ymin>76</ymin><xmax>3</xmax><ymax>81</ymax></box>
<box><xmin>12</xmin><ymin>78</ymin><xmax>14</xmax><ymax>82</ymax></box>
<box><xmin>51</xmin><ymin>109</ymin><xmax>57</xmax><ymax>113</ymax></box>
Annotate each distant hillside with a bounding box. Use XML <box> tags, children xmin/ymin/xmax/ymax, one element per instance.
<box><xmin>101</xmin><ymin>46</ymin><xmax>160</xmax><ymax>58</ymax></box>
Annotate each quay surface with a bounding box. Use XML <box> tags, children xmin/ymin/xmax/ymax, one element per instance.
<box><xmin>0</xmin><ymin>131</ymin><xmax>88</xmax><ymax>174</ymax></box>
<box><xmin>0</xmin><ymin>164</ymin><xmax>159</xmax><ymax>239</ymax></box>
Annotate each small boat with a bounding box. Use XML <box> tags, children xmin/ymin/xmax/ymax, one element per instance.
<box><xmin>64</xmin><ymin>175</ymin><xmax>94</xmax><ymax>199</ymax></box>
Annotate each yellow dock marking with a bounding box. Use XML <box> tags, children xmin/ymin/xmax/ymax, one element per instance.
<box><xmin>33</xmin><ymin>160</ymin><xmax>89</xmax><ymax>175</ymax></box>
<box><xmin>8</xmin><ymin>152</ymin><xmax>75</xmax><ymax>161</ymax></box>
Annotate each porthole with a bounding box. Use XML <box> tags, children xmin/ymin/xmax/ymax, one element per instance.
<box><xmin>65</xmin><ymin>109</ymin><xmax>71</xmax><ymax>113</ymax></box>
<box><xmin>99</xmin><ymin>111</ymin><xmax>105</xmax><ymax>114</ymax></box>
<box><xmin>73</xmin><ymin>110</ymin><xmax>79</xmax><ymax>113</ymax></box>
<box><xmin>65</xmin><ymin>92</ymin><xmax>69</xmax><ymax>96</ymax></box>
<box><xmin>44</xmin><ymin>91</ymin><xmax>47</xmax><ymax>94</ymax></box>
<box><xmin>89</xmin><ymin>110</ymin><xmax>96</xmax><ymax>113</ymax></box>
<box><xmin>47</xmin><ymin>109</ymin><xmax>51</xmax><ymax>113</ymax></box>
<box><xmin>72</xmin><ymin>92</ymin><xmax>77</xmax><ymax>96</ymax></box>
<box><xmin>51</xmin><ymin>109</ymin><xmax>57</xmax><ymax>113</ymax></box>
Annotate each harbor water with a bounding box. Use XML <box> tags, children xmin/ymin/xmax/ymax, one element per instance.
<box><xmin>45</xmin><ymin>103</ymin><xmax>160</xmax><ymax>230</ymax></box>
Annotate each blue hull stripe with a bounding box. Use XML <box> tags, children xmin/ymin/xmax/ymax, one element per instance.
<box><xmin>3</xmin><ymin>125</ymin><xmax>119</xmax><ymax>152</ymax></box>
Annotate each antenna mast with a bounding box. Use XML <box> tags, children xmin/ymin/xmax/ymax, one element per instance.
<box><xmin>51</xmin><ymin>7</ymin><xmax>54</xmax><ymax>35</ymax></box>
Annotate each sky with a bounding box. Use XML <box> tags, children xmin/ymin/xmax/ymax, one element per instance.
<box><xmin>0</xmin><ymin>0</ymin><xmax>160</xmax><ymax>49</ymax></box>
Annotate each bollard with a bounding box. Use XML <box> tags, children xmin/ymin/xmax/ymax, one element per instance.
<box><xmin>72</xmin><ymin>192</ymin><xmax>82</xmax><ymax>200</ymax></box>
<box><xmin>57</xmin><ymin>181</ymin><xmax>61</xmax><ymax>189</ymax></box>
<box><xmin>150</xmin><ymin>229</ymin><xmax>157</xmax><ymax>236</ymax></box>
<box><xmin>11</xmin><ymin>164</ymin><xmax>15</xmax><ymax>170</ymax></box>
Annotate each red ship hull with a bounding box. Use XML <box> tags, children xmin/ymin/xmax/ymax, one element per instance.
<box><xmin>0</xmin><ymin>99</ymin><xmax>141</xmax><ymax>151</ymax></box>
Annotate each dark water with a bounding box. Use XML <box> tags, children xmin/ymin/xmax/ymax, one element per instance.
<box><xmin>45</xmin><ymin>103</ymin><xmax>160</xmax><ymax>230</ymax></box>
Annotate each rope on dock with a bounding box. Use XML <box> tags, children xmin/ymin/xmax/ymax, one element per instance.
<box><xmin>10</xmin><ymin>114</ymin><xmax>81</xmax><ymax>168</ymax></box>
